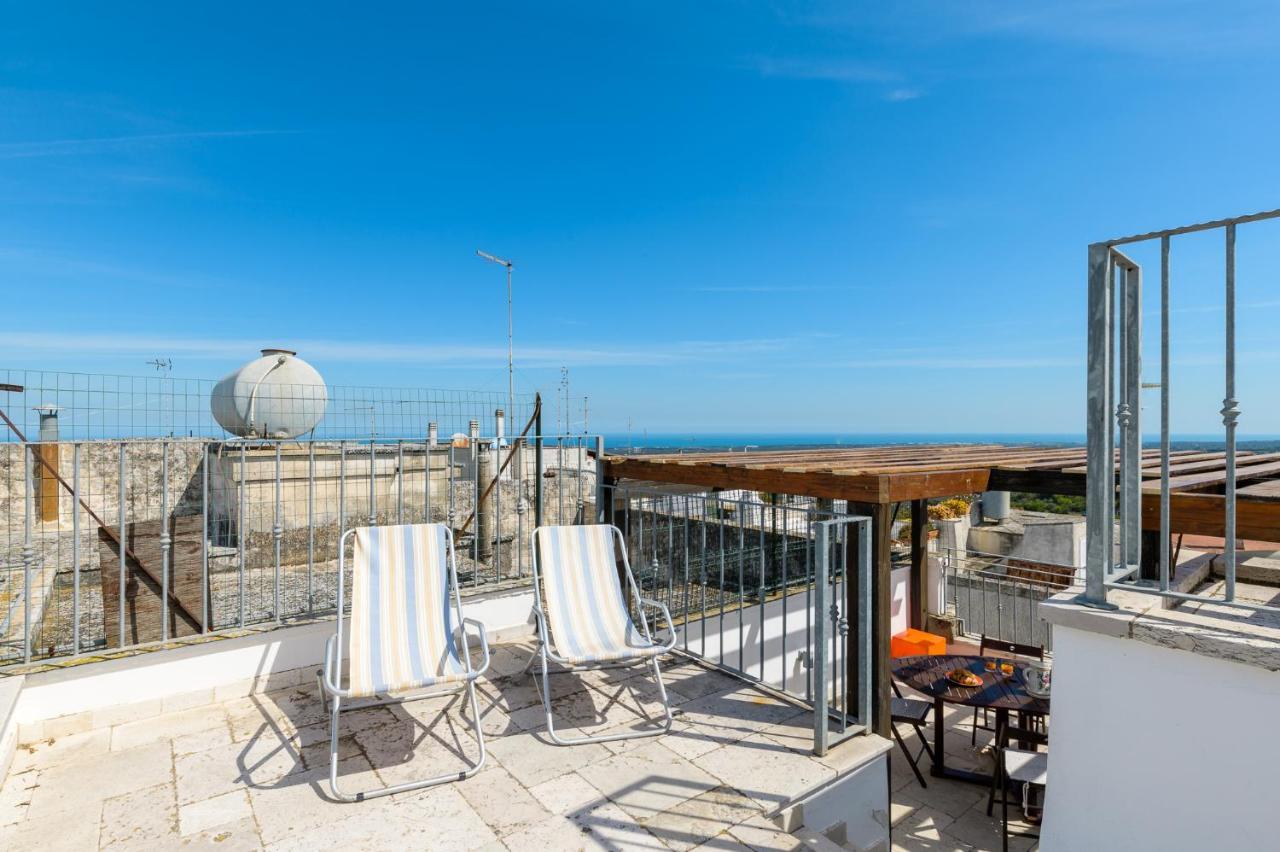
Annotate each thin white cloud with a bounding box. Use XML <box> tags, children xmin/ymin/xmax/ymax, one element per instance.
<box><xmin>0</xmin><ymin>331</ymin><xmax>799</xmax><ymax>368</ymax></box>
<box><xmin>840</xmin><ymin>356</ymin><xmax>1077</xmax><ymax>369</ymax></box>
<box><xmin>692</xmin><ymin>284</ymin><xmax>861</xmax><ymax>293</ymax></box>
<box><xmin>884</xmin><ymin>88</ymin><xmax>922</xmax><ymax>102</ymax></box>
<box><xmin>752</xmin><ymin>56</ymin><xmax>901</xmax><ymax>83</ymax></box>
<box><xmin>0</xmin><ymin>130</ymin><xmax>292</xmax><ymax>160</ymax></box>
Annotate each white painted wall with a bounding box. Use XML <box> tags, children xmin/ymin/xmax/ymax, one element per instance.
<box><xmin>1041</xmin><ymin>626</ymin><xmax>1280</xmax><ymax>851</ymax></box>
<box><xmin>16</xmin><ymin>585</ymin><xmax>535</xmax><ymax>725</ymax></box>
<box><xmin>677</xmin><ymin>568</ymin><xmax>929</xmax><ymax>704</ymax></box>
<box><xmin>680</xmin><ymin>583</ymin><xmax>850</xmax><ymax>695</ymax></box>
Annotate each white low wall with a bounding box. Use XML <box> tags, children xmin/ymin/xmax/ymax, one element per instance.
<box><xmin>1042</xmin><ymin>625</ymin><xmax>1280</xmax><ymax>851</ymax></box>
<box><xmin>15</xmin><ymin>584</ymin><xmax>535</xmax><ymax>728</ymax></box>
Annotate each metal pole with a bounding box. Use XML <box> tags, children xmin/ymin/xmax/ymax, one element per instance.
<box><xmin>1083</xmin><ymin>243</ymin><xmax>1116</xmax><ymax>607</ymax></box>
<box><xmin>813</xmin><ymin>520</ymin><xmax>829</xmax><ymax>756</ymax></box>
<box><xmin>238</xmin><ymin>442</ymin><xmax>246</xmax><ymax>627</ymax></box>
<box><xmin>1121</xmin><ymin>261</ymin><xmax>1142</xmax><ymax>575</ymax></box>
<box><xmin>1223</xmin><ymin>224</ymin><xmax>1239</xmax><ymax>601</ymax></box>
<box><xmin>1160</xmin><ymin>236</ymin><xmax>1171</xmax><ymax>592</ymax></box>
<box><xmin>339</xmin><ymin>442</ymin><xmax>347</xmax><ymax>608</ymax></box>
<box><xmin>507</xmin><ymin>262</ymin><xmax>514</xmax><ymax>429</ymax></box>
<box><xmin>72</xmin><ymin>442</ymin><xmax>81</xmax><ymax>654</ymax></box>
<box><xmin>119</xmin><ymin>443</ymin><xmax>127</xmax><ymax>645</ymax></box>
<box><xmin>273</xmin><ymin>441</ymin><xmax>282</xmax><ymax>624</ymax></box>
<box><xmin>534</xmin><ymin>400</ymin><xmax>543</xmax><ymax>527</ymax></box>
<box><xmin>22</xmin><ymin>446</ymin><xmax>34</xmax><ymax>663</ymax></box>
<box><xmin>161</xmin><ymin>441</ymin><xmax>170</xmax><ymax>641</ymax></box>
<box><xmin>307</xmin><ymin>441</ymin><xmax>315</xmax><ymax>613</ymax></box>
<box><xmin>202</xmin><ymin>443</ymin><xmax>209</xmax><ymax>631</ymax></box>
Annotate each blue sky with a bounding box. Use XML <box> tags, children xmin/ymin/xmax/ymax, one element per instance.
<box><xmin>3</xmin><ymin>2</ymin><xmax>1280</xmax><ymax>436</ymax></box>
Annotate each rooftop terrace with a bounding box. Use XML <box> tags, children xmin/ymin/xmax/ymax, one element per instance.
<box><xmin>1</xmin><ymin>640</ymin><xmax>933</xmax><ymax>851</ymax></box>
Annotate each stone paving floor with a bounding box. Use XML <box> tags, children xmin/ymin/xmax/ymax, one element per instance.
<box><xmin>0</xmin><ymin>639</ymin><xmax>1041</xmax><ymax>851</ymax></box>
<box><xmin>888</xmin><ymin>702</ymin><xmax>1042</xmax><ymax>852</ymax></box>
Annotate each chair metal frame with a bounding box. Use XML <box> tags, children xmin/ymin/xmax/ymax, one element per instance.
<box><xmin>890</xmin><ymin>681</ymin><xmax>935</xmax><ymax>788</ymax></box>
<box><xmin>528</xmin><ymin>524</ymin><xmax>678</xmax><ymax>746</ymax></box>
<box><xmin>971</xmin><ymin>636</ymin><xmax>1045</xmax><ymax>746</ymax></box>
<box><xmin>986</xmin><ymin>715</ymin><xmax>1047</xmax><ymax>852</ymax></box>
<box><xmin>318</xmin><ymin>524</ymin><xmax>491</xmax><ymax>802</ymax></box>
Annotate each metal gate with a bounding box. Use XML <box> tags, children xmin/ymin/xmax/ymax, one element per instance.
<box><xmin>598</xmin><ymin>482</ymin><xmax>873</xmax><ymax>753</ymax></box>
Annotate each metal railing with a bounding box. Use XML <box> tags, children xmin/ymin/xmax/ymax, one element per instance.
<box><xmin>1</xmin><ymin>432</ymin><xmax>600</xmax><ymax>665</ymax></box>
<box><xmin>599</xmin><ymin>483</ymin><xmax>873</xmax><ymax>751</ymax></box>
<box><xmin>0</xmin><ymin>368</ymin><xmax>537</xmax><ymax>442</ymax></box>
<box><xmin>1084</xmin><ymin>209</ymin><xmax>1280</xmax><ymax>613</ymax></box>
<box><xmin>937</xmin><ymin>546</ymin><xmax>1073</xmax><ymax>652</ymax></box>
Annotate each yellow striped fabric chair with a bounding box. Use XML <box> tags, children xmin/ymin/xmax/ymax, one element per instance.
<box><xmin>529</xmin><ymin>524</ymin><xmax>677</xmax><ymax>745</ymax></box>
<box><xmin>318</xmin><ymin>523</ymin><xmax>491</xmax><ymax>802</ymax></box>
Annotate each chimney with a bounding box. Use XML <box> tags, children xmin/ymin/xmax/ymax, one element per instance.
<box><xmin>33</xmin><ymin>405</ymin><xmax>60</xmax><ymax>523</ymax></box>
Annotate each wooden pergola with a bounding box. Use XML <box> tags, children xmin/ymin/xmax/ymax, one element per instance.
<box><xmin>600</xmin><ymin>444</ymin><xmax>1280</xmax><ymax>734</ymax></box>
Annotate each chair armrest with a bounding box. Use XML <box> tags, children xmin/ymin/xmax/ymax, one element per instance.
<box><xmin>320</xmin><ymin>634</ymin><xmax>353</xmax><ymax>698</ymax></box>
<box><xmin>461</xmin><ymin>617</ymin><xmax>492</xmax><ymax>677</ymax></box>
<box><xmin>637</xmin><ymin>598</ymin><xmax>679</xmax><ymax>651</ymax></box>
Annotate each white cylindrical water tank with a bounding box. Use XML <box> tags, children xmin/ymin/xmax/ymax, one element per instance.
<box><xmin>211</xmin><ymin>349</ymin><xmax>328</xmax><ymax>439</ymax></box>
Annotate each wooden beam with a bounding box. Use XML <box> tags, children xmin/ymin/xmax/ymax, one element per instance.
<box><xmin>1142</xmin><ymin>492</ymin><xmax>1280</xmax><ymax>542</ymax></box>
<box><xmin>987</xmin><ymin>468</ymin><xmax>1087</xmax><ymax>497</ymax></box>
<box><xmin>883</xmin><ymin>469</ymin><xmax>991</xmax><ymax>502</ymax></box>
<box><xmin>605</xmin><ymin>456</ymin><xmax>889</xmax><ymax>502</ymax></box>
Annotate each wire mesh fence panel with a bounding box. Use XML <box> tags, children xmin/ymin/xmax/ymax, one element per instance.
<box><xmin>0</xmin><ymin>368</ymin><xmax>537</xmax><ymax>442</ymax></box>
<box><xmin>0</xmin><ymin>433</ymin><xmax>596</xmax><ymax>666</ymax></box>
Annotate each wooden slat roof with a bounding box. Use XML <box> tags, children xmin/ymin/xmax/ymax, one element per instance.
<box><xmin>601</xmin><ymin>444</ymin><xmax>1280</xmax><ymax>541</ymax></box>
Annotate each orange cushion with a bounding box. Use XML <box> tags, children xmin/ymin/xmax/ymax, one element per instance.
<box><xmin>891</xmin><ymin>628</ymin><xmax>947</xmax><ymax>658</ymax></box>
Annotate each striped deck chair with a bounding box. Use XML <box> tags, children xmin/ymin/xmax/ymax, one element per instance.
<box><xmin>529</xmin><ymin>524</ymin><xmax>677</xmax><ymax>745</ymax></box>
<box><xmin>318</xmin><ymin>523</ymin><xmax>491</xmax><ymax>802</ymax></box>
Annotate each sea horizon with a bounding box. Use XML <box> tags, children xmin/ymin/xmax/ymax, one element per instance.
<box><xmin>599</xmin><ymin>431</ymin><xmax>1280</xmax><ymax>453</ymax></box>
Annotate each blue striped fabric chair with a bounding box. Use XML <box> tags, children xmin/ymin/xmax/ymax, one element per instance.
<box><xmin>529</xmin><ymin>524</ymin><xmax>677</xmax><ymax>745</ymax></box>
<box><xmin>318</xmin><ymin>523</ymin><xmax>491</xmax><ymax>802</ymax></box>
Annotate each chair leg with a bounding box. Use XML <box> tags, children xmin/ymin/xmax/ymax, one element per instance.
<box><xmin>913</xmin><ymin>724</ymin><xmax>935</xmax><ymax>764</ymax></box>
<box><xmin>1002</xmin><ymin>780</ymin><xmax>1010</xmax><ymax>852</ymax></box>
<box><xmin>534</xmin><ymin>644</ymin><xmax>673</xmax><ymax>746</ymax></box>
<box><xmin>971</xmin><ymin>707</ymin><xmax>979</xmax><ymax>746</ymax></box>
<box><xmin>324</xmin><ymin>680</ymin><xmax>487</xmax><ymax>802</ymax></box>
<box><xmin>891</xmin><ymin>724</ymin><xmax>927</xmax><ymax>789</ymax></box>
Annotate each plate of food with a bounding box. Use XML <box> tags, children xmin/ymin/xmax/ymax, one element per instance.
<box><xmin>946</xmin><ymin>669</ymin><xmax>983</xmax><ymax>688</ymax></box>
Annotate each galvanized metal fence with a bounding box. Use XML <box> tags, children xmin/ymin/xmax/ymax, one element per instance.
<box><xmin>937</xmin><ymin>546</ymin><xmax>1072</xmax><ymax>652</ymax></box>
<box><xmin>1085</xmin><ymin>209</ymin><xmax>1280</xmax><ymax>612</ymax></box>
<box><xmin>1</xmin><ymin>433</ymin><xmax>598</xmax><ymax>665</ymax></box>
<box><xmin>0</xmin><ymin>368</ymin><xmax>538</xmax><ymax>442</ymax></box>
<box><xmin>599</xmin><ymin>483</ymin><xmax>873</xmax><ymax>749</ymax></box>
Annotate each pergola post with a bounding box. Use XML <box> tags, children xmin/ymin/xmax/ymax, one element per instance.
<box><xmin>910</xmin><ymin>498</ymin><xmax>927</xmax><ymax>630</ymax></box>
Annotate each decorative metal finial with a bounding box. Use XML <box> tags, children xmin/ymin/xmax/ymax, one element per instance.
<box><xmin>1221</xmin><ymin>398</ymin><xmax>1241</xmax><ymax>427</ymax></box>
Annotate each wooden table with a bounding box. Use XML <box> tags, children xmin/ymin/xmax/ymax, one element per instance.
<box><xmin>893</xmin><ymin>654</ymin><xmax>1050</xmax><ymax>785</ymax></box>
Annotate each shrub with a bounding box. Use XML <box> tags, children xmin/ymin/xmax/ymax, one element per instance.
<box><xmin>928</xmin><ymin>497</ymin><xmax>971</xmax><ymax>521</ymax></box>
